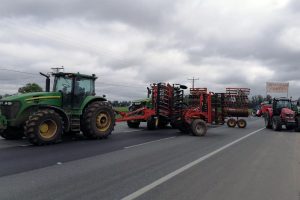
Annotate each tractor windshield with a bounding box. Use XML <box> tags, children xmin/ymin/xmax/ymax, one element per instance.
<box><xmin>276</xmin><ymin>100</ymin><xmax>291</xmax><ymax>109</ymax></box>
<box><xmin>53</xmin><ymin>77</ymin><xmax>72</xmax><ymax>93</ymax></box>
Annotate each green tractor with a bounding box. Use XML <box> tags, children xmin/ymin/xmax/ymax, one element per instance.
<box><xmin>126</xmin><ymin>98</ymin><xmax>152</xmax><ymax>128</ymax></box>
<box><xmin>0</xmin><ymin>72</ymin><xmax>115</xmax><ymax>145</ymax></box>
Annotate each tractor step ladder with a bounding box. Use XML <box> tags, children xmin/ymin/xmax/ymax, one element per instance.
<box><xmin>70</xmin><ymin>115</ymin><xmax>81</xmax><ymax>132</ymax></box>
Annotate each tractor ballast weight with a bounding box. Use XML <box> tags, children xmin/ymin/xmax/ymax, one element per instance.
<box><xmin>0</xmin><ymin>72</ymin><xmax>115</xmax><ymax>145</ymax></box>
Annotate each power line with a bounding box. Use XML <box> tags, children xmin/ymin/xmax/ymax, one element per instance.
<box><xmin>188</xmin><ymin>77</ymin><xmax>199</xmax><ymax>89</ymax></box>
<box><xmin>0</xmin><ymin>68</ymin><xmax>39</xmax><ymax>76</ymax></box>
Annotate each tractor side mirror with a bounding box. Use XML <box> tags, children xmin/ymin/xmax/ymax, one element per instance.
<box><xmin>180</xmin><ymin>85</ymin><xmax>188</xmax><ymax>90</ymax></box>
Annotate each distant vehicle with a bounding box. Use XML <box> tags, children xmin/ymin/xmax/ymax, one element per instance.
<box><xmin>263</xmin><ymin>97</ymin><xmax>300</xmax><ymax>131</ymax></box>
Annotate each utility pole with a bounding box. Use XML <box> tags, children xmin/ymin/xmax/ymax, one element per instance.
<box><xmin>188</xmin><ymin>77</ymin><xmax>199</xmax><ymax>89</ymax></box>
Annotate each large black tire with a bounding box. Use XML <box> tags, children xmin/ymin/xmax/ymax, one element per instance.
<box><xmin>227</xmin><ymin>118</ymin><xmax>237</xmax><ymax>128</ymax></box>
<box><xmin>237</xmin><ymin>119</ymin><xmax>247</xmax><ymax>128</ymax></box>
<box><xmin>127</xmin><ymin>121</ymin><xmax>140</xmax><ymax>128</ymax></box>
<box><xmin>191</xmin><ymin>119</ymin><xmax>207</xmax><ymax>136</ymax></box>
<box><xmin>272</xmin><ymin>116</ymin><xmax>282</xmax><ymax>131</ymax></box>
<box><xmin>264</xmin><ymin>113</ymin><xmax>272</xmax><ymax>129</ymax></box>
<box><xmin>24</xmin><ymin>109</ymin><xmax>63</xmax><ymax>145</ymax></box>
<box><xmin>157</xmin><ymin>118</ymin><xmax>168</xmax><ymax>129</ymax></box>
<box><xmin>286</xmin><ymin>124</ymin><xmax>294</xmax><ymax>130</ymax></box>
<box><xmin>82</xmin><ymin>101</ymin><xmax>115</xmax><ymax>139</ymax></box>
<box><xmin>0</xmin><ymin>127</ymin><xmax>24</xmax><ymax>140</ymax></box>
<box><xmin>147</xmin><ymin>117</ymin><xmax>157</xmax><ymax>130</ymax></box>
<box><xmin>178</xmin><ymin>125</ymin><xmax>190</xmax><ymax>134</ymax></box>
<box><xmin>295</xmin><ymin>117</ymin><xmax>300</xmax><ymax>132</ymax></box>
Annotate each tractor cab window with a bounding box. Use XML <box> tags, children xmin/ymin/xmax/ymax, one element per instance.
<box><xmin>54</xmin><ymin>77</ymin><xmax>72</xmax><ymax>94</ymax></box>
<box><xmin>74</xmin><ymin>78</ymin><xmax>94</xmax><ymax>96</ymax></box>
<box><xmin>73</xmin><ymin>77</ymin><xmax>95</xmax><ymax>108</ymax></box>
<box><xmin>276</xmin><ymin>100</ymin><xmax>291</xmax><ymax>109</ymax></box>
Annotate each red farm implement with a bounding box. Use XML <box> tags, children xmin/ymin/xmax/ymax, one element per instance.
<box><xmin>223</xmin><ymin>88</ymin><xmax>250</xmax><ymax>128</ymax></box>
<box><xmin>115</xmin><ymin>83</ymin><xmax>187</xmax><ymax>130</ymax></box>
<box><xmin>172</xmin><ymin>87</ymin><xmax>251</xmax><ymax>136</ymax></box>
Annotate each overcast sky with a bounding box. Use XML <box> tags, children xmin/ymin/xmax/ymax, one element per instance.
<box><xmin>0</xmin><ymin>0</ymin><xmax>299</xmax><ymax>100</ymax></box>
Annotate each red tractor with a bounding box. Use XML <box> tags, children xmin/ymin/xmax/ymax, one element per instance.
<box><xmin>263</xmin><ymin>97</ymin><xmax>300</xmax><ymax>131</ymax></box>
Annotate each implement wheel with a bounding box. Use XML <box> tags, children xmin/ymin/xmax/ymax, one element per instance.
<box><xmin>0</xmin><ymin>127</ymin><xmax>24</xmax><ymax>140</ymax></box>
<box><xmin>227</xmin><ymin>118</ymin><xmax>237</xmax><ymax>128</ymax></box>
<box><xmin>82</xmin><ymin>101</ymin><xmax>115</xmax><ymax>139</ymax></box>
<box><xmin>191</xmin><ymin>119</ymin><xmax>207</xmax><ymax>136</ymax></box>
<box><xmin>25</xmin><ymin>109</ymin><xmax>62</xmax><ymax>145</ymax></box>
<box><xmin>147</xmin><ymin>117</ymin><xmax>157</xmax><ymax>130</ymax></box>
<box><xmin>237</xmin><ymin>119</ymin><xmax>247</xmax><ymax>128</ymax></box>
<box><xmin>127</xmin><ymin>121</ymin><xmax>140</xmax><ymax>128</ymax></box>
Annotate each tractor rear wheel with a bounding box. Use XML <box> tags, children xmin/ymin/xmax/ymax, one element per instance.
<box><xmin>237</xmin><ymin>119</ymin><xmax>247</xmax><ymax>128</ymax></box>
<box><xmin>82</xmin><ymin>101</ymin><xmax>115</xmax><ymax>139</ymax></box>
<box><xmin>25</xmin><ymin>109</ymin><xmax>63</xmax><ymax>145</ymax></box>
<box><xmin>127</xmin><ymin>121</ymin><xmax>140</xmax><ymax>128</ymax></box>
<box><xmin>0</xmin><ymin>127</ymin><xmax>24</xmax><ymax>140</ymax></box>
<box><xmin>264</xmin><ymin>113</ymin><xmax>272</xmax><ymax>129</ymax></box>
<box><xmin>191</xmin><ymin>119</ymin><xmax>207</xmax><ymax>136</ymax></box>
<box><xmin>227</xmin><ymin>118</ymin><xmax>237</xmax><ymax>128</ymax></box>
<box><xmin>272</xmin><ymin>116</ymin><xmax>282</xmax><ymax>131</ymax></box>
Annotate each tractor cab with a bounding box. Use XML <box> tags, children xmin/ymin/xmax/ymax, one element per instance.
<box><xmin>52</xmin><ymin>73</ymin><xmax>97</xmax><ymax>108</ymax></box>
<box><xmin>272</xmin><ymin>98</ymin><xmax>293</xmax><ymax>116</ymax></box>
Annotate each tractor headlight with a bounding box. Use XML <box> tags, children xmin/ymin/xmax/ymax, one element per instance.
<box><xmin>0</xmin><ymin>101</ymin><xmax>13</xmax><ymax>106</ymax></box>
<box><xmin>0</xmin><ymin>101</ymin><xmax>21</xmax><ymax>119</ymax></box>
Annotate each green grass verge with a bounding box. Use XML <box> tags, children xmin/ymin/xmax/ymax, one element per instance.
<box><xmin>114</xmin><ymin>107</ymin><xmax>129</xmax><ymax>112</ymax></box>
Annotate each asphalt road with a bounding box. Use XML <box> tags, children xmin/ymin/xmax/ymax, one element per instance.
<box><xmin>0</xmin><ymin>118</ymin><xmax>299</xmax><ymax>200</ymax></box>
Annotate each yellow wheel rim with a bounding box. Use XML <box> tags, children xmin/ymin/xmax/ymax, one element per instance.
<box><xmin>229</xmin><ymin>120</ymin><xmax>235</xmax><ymax>126</ymax></box>
<box><xmin>96</xmin><ymin>112</ymin><xmax>111</xmax><ymax>132</ymax></box>
<box><xmin>39</xmin><ymin>120</ymin><xmax>57</xmax><ymax>139</ymax></box>
<box><xmin>239</xmin><ymin>121</ymin><xmax>245</xmax><ymax>127</ymax></box>
<box><xmin>155</xmin><ymin>118</ymin><xmax>159</xmax><ymax>127</ymax></box>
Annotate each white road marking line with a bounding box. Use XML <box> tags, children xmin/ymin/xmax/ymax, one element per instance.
<box><xmin>122</xmin><ymin>127</ymin><xmax>265</xmax><ymax>200</ymax></box>
<box><xmin>124</xmin><ymin>136</ymin><xmax>177</xmax><ymax>149</ymax></box>
<box><xmin>123</xmin><ymin>130</ymin><xmax>143</xmax><ymax>133</ymax></box>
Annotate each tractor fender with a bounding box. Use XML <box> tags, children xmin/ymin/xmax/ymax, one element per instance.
<box><xmin>81</xmin><ymin>96</ymin><xmax>108</xmax><ymax>113</ymax></box>
<box><xmin>38</xmin><ymin>105</ymin><xmax>70</xmax><ymax>132</ymax></box>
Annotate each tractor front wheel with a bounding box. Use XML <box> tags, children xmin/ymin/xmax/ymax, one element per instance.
<box><xmin>237</xmin><ymin>119</ymin><xmax>247</xmax><ymax>128</ymax></box>
<box><xmin>82</xmin><ymin>101</ymin><xmax>115</xmax><ymax>139</ymax></box>
<box><xmin>295</xmin><ymin>117</ymin><xmax>300</xmax><ymax>132</ymax></box>
<box><xmin>264</xmin><ymin>113</ymin><xmax>272</xmax><ymax>129</ymax></box>
<box><xmin>272</xmin><ymin>116</ymin><xmax>282</xmax><ymax>131</ymax></box>
<box><xmin>227</xmin><ymin>118</ymin><xmax>237</xmax><ymax>128</ymax></box>
<box><xmin>191</xmin><ymin>119</ymin><xmax>207</xmax><ymax>136</ymax></box>
<box><xmin>25</xmin><ymin>109</ymin><xmax>63</xmax><ymax>145</ymax></box>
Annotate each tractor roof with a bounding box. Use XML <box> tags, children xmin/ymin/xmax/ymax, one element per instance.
<box><xmin>52</xmin><ymin>72</ymin><xmax>97</xmax><ymax>80</ymax></box>
<box><xmin>273</xmin><ymin>97</ymin><xmax>290</xmax><ymax>101</ymax></box>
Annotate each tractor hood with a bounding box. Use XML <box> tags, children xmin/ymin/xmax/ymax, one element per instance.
<box><xmin>281</xmin><ymin>108</ymin><xmax>295</xmax><ymax>115</ymax></box>
<box><xmin>1</xmin><ymin>92</ymin><xmax>61</xmax><ymax>102</ymax></box>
